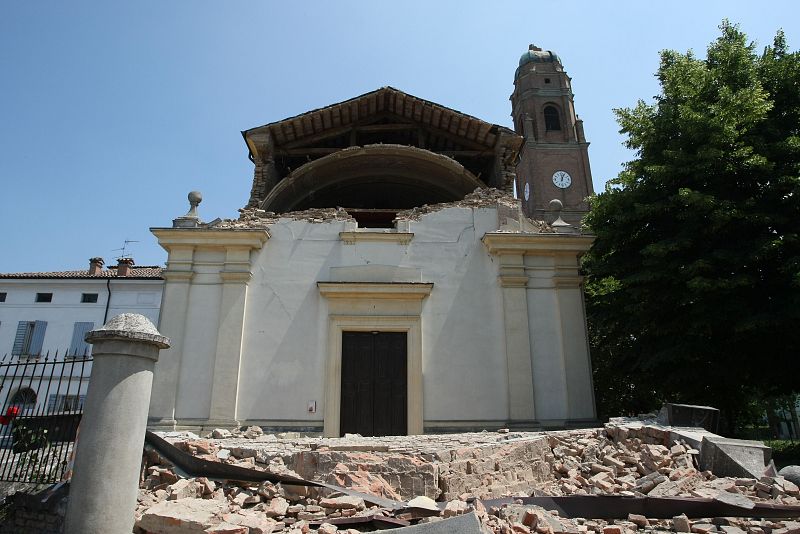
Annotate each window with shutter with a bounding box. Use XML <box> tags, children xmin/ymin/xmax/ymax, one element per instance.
<box><xmin>29</xmin><ymin>321</ymin><xmax>47</xmax><ymax>356</ymax></box>
<box><xmin>12</xmin><ymin>321</ymin><xmax>34</xmax><ymax>357</ymax></box>
<box><xmin>68</xmin><ymin>322</ymin><xmax>94</xmax><ymax>357</ymax></box>
<box><xmin>12</xmin><ymin>321</ymin><xmax>47</xmax><ymax>358</ymax></box>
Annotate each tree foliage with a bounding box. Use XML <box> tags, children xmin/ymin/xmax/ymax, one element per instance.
<box><xmin>584</xmin><ymin>22</ymin><xmax>800</xmax><ymax>430</ymax></box>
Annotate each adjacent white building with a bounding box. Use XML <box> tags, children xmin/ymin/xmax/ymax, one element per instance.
<box><xmin>0</xmin><ymin>258</ymin><xmax>163</xmax><ymax>414</ymax></box>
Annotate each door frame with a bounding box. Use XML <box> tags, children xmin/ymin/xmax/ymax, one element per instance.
<box><xmin>324</xmin><ymin>315</ymin><xmax>423</xmax><ymax>437</ymax></box>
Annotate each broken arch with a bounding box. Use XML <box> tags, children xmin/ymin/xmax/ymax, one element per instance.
<box><xmin>260</xmin><ymin>144</ymin><xmax>486</xmax><ymax>213</ymax></box>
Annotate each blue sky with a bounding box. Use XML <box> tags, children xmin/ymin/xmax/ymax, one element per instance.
<box><xmin>1</xmin><ymin>1</ymin><xmax>798</xmax><ymax>272</ymax></box>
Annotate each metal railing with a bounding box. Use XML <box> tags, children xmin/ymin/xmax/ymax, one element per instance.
<box><xmin>0</xmin><ymin>350</ymin><xmax>92</xmax><ymax>484</ymax></box>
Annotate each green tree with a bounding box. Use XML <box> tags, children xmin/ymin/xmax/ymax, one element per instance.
<box><xmin>584</xmin><ymin>22</ymin><xmax>800</xmax><ymax>432</ymax></box>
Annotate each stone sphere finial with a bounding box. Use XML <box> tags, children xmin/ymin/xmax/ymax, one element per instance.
<box><xmin>549</xmin><ymin>198</ymin><xmax>572</xmax><ymax>232</ymax></box>
<box><xmin>187</xmin><ymin>191</ymin><xmax>202</xmax><ymax>217</ymax></box>
<box><xmin>185</xmin><ymin>191</ymin><xmax>202</xmax><ymax>218</ymax></box>
<box><xmin>173</xmin><ymin>190</ymin><xmax>204</xmax><ymax>227</ymax></box>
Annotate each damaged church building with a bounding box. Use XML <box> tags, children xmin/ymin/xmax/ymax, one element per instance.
<box><xmin>147</xmin><ymin>46</ymin><xmax>597</xmax><ymax>436</ymax></box>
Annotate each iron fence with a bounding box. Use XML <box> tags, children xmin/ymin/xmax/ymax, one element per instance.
<box><xmin>0</xmin><ymin>350</ymin><xmax>91</xmax><ymax>484</ymax></box>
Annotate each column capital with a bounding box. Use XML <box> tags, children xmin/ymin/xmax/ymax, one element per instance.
<box><xmin>499</xmin><ymin>275</ymin><xmax>528</xmax><ymax>288</ymax></box>
<box><xmin>220</xmin><ymin>271</ymin><xmax>252</xmax><ymax>283</ymax></box>
<box><xmin>162</xmin><ymin>270</ymin><xmax>194</xmax><ymax>282</ymax></box>
<box><xmin>482</xmin><ymin>232</ymin><xmax>594</xmax><ymax>256</ymax></box>
<box><xmin>87</xmin><ymin>314</ymin><xmax>170</xmax><ymax>351</ymax></box>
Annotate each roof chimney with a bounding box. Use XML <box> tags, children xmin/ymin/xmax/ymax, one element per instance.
<box><xmin>116</xmin><ymin>258</ymin><xmax>134</xmax><ymax>277</ymax></box>
<box><xmin>89</xmin><ymin>257</ymin><xmax>105</xmax><ymax>276</ymax></box>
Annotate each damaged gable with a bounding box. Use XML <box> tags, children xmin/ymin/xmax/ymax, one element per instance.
<box><xmin>242</xmin><ymin>87</ymin><xmax>523</xmax><ymax>211</ymax></box>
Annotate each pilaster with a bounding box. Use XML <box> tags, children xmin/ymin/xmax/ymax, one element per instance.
<box><xmin>148</xmin><ymin>249</ymin><xmax>193</xmax><ymax>428</ymax></box>
<box><xmin>553</xmin><ymin>259</ymin><xmax>596</xmax><ymax>420</ymax></box>
<box><xmin>496</xmin><ymin>253</ymin><xmax>536</xmax><ymax>423</ymax></box>
<box><xmin>149</xmin><ymin>227</ymin><xmax>269</xmax><ymax>429</ymax></box>
<box><xmin>483</xmin><ymin>232</ymin><xmax>596</xmax><ymax>424</ymax></box>
<box><xmin>208</xmin><ymin>247</ymin><xmax>255</xmax><ymax>427</ymax></box>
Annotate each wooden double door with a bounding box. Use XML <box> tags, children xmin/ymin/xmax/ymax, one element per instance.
<box><xmin>340</xmin><ymin>331</ymin><xmax>407</xmax><ymax>437</ymax></box>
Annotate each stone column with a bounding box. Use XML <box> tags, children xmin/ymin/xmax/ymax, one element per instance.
<box><xmin>65</xmin><ymin>314</ymin><xmax>170</xmax><ymax>534</ymax></box>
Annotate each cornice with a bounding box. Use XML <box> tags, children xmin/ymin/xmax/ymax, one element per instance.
<box><xmin>318</xmin><ymin>282</ymin><xmax>433</xmax><ymax>300</ymax></box>
<box><xmin>151</xmin><ymin>227</ymin><xmax>270</xmax><ymax>250</ymax></box>
<box><xmin>482</xmin><ymin>232</ymin><xmax>594</xmax><ymax>256</ymax></box>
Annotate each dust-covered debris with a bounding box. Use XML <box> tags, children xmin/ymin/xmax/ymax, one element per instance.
<box><xmin>134</xmin><ymin>423</ymin><xmax>800</xmax><ymax>533</ymax></box>
<box><xmin>395</xmin><ymin>187</ymin><xmax>518</xmax><ymax>220</ymax></box>
<box><xmin>204</xmin><ymin>187</ymin><xmax>555</xmax><ymax>233</ymax></box>
<box><xmin>210</xmin><ymin>206</ymin><xmax>355</xmax><ymax>229</ymax></box>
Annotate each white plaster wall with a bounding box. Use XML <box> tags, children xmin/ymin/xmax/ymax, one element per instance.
<box><xmin>0</xmin><ymin>279</ymin><xmax>162</xmax><ymax>357</ymax></box>
<box><xmin>235</xmin><ymin>205</ymin><xmax>509</xmax><ymax>424</ymax></box>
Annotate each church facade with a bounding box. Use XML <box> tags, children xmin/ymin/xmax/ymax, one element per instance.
<box><xmin>148</xmin><ymin>46</ymin><xmax>597</xmax><ymax>436</ymax></box>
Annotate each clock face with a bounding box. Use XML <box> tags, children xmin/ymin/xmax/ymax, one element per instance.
<box><xmin>552</xmin><ymin>170</ymin><xmax>572</xmax><ymax>189</ymax></box>
<box><xmin>523</xmin><ymin>183</ymin><xmax>530</xmax><ymax>201</ymax></box>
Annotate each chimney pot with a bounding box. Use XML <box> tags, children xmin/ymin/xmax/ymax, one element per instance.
<box><xmin>89</xmin><ymin>257</ymin><xmax>105</xmax><ymax>276</ymax></box>
<box><xmin>116</xmin><ymin>258</ymin><xmax>134</xmax><ymax>277</ymax></box>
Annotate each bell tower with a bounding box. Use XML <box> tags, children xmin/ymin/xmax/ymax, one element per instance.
<box><xmin>511</xmin><ymin>45</ymin><xmax>594</xmax><ymax>225</ymax></box>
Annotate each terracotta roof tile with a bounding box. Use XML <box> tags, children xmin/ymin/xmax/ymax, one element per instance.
<box><xmin>0</xmin><ymin>266</ymin><xmax>163</xmax><ymax>280</ymax></box>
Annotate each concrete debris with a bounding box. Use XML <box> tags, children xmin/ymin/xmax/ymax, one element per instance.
<box><xmin>137</xmin><ymin>498</ymin><xmax>232</xmax><ymax>533</ymax></box>
<box><xmin>407</xmin><ymin>495</ymin><xmax>439</xmax><ymax>512</ymax></box>
<box><xmin>699</xmin><ymin>437</ymin><xmax>772</xmax><ymax>479</ymax></box>
<box><xmin>136</xmin><ymin>422</ymin><xmax>800</xmax><ymax>533</ymax></box>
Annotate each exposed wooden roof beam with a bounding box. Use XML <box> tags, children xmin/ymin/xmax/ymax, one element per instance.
<box><xmin>277</xmin><ymin>148</ymin><xmax>492</xmax><ymax>158</ymax></box>
<box><xmin>253</xmin><ymin>88</ymin><xmax>521</xmax><ymax>155</ymax></box>
<box><xmin>278</xmin><ymin>148</ymin><xmax>340</xmax><ymax>156</ymax></box>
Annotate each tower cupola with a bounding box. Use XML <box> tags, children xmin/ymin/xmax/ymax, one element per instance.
<box><xmin>515</xmin><ymin>45</ymin><xmax>562</xmax><ymax>79</ymax></box>
<box><xmin>511</xmin><ymin>44</ymin><xmax>594</xmax><ymax>225</ymax></box>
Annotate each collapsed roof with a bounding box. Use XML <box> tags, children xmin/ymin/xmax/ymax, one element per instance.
<box><xmin>242</xmin><ymin>87</ymin><xmax>523</xmax><ymax>213</ymax></box>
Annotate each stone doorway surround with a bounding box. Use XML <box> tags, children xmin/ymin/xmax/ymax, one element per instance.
<box><xmin>317</xmin><ymin>282</ymin><xmax>433</xmax><ymax>438</ymax></box>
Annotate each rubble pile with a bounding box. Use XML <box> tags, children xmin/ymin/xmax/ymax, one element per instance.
<box><xmin>133</xmin><ymin>424</ymin><xmax>800</xmax><ymax>534</ymax></box>
<box><xmin>395</xmin><ymin>187</ymin><xmax>520</xmax><ymax>220</ymax></box>
<box><xmin>545</xmin><ymin>426</ymin><xmax>799</xmax><ymax>502</ymax></box>
<box><xmin>394</xmin><ymin>187</ymin><xmax>554</xmax><ymax>233</ymax></box>
<box><xmin>212</xmin><ymin>206</ymin><xmax>355</xmax><ymax>229</ymax></box>
<box><xmin>207</xmin><ymin>187</ymin><xmax>556</xmax><ymax>234</ymax></box>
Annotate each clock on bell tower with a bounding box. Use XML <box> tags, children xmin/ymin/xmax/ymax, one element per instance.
<box><xmin>511</xmin><ymin>44</ymin><xmax>594</xmax><ymax>225</ymax></box>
